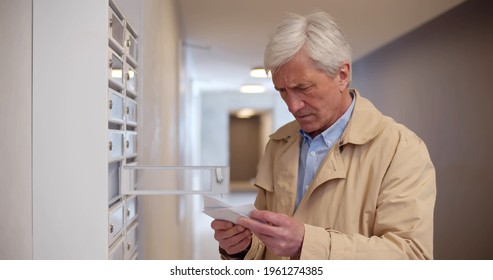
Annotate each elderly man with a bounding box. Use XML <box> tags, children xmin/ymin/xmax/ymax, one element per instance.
<box><xmin>211</xmin><ymin>11</ymin><xmax>436</xmax><ymax>260</ymax></box>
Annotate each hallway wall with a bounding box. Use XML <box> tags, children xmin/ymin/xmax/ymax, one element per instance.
<box><xmin>352</xmin><ymin>0</ymin><xmax>493</xmax><ymax>259</ymax></box>
<box><xmin>0</xmin><ymin>0</ymin><xmax>32</xmax><ymax>259</ymax></box>
<box><xmin>139</xmin><ymin>0</ymin><xmax>189</xmax><ymax>259</ymax></box>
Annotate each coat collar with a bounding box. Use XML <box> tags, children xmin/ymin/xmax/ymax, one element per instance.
<box><xmin>259</xmin><ymin>90</ymin><xmax>384</xmax><ymax>215</ymax></box>
<box><xmin>269</xmin><ymin>89</ymin><xmax>383</xmax><ymax>146</ymax></box>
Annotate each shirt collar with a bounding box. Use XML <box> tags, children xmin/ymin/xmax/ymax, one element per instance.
<box><xmin>299</xmin><ymin>92</ymin><xmax>356</xmax><ymax>147</ymax></box>
<box><xmin>270</xmin><ymin>90</ymin><xmax>384</xmax><ymax>147</ymax></box>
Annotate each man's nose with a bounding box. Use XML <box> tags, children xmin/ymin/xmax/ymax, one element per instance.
<box><xmin>284</xmin><ymin>92</ymin><xmax>304</xmax><ymax>113</ymax></box>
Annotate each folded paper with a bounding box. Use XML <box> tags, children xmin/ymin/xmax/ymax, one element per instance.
<box><xmin>202</xmin><ymin>195</ymin><xmax>256</xmax><ymax>224</ymax></box>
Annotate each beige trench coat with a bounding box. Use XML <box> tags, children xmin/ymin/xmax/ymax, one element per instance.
<box><xmin>244</xmin><ymin>90</ymin><xmax>436</xmax><ymax>260</ymax></box>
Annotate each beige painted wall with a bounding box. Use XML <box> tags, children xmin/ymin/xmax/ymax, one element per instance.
<box><xmin>0</xmin><ymin>0</ymin><xmax>33</xmax><ymax>259</ymax></box>
<box><xmin>140</xmin><ymin>0</ymin><xmax>190</xmax><ymax>259</ymax></box>
<box><xmin>352</xmin><ymin>0</ymin><xmax>493</xmax><ymax>259</ymax></box>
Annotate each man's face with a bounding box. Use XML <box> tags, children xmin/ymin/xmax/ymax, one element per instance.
<box><xmin>272</xmin><ymin>52</ymin><xmax>351</xmax><ymax>138</ymax></box>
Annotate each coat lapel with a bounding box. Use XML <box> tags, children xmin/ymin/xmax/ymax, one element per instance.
<box><xmin>272</xmin><ymin>134</ymin><xmax>300</xmax><ymax>216</ymax></box>
<box><xmin>311</xmin><ymin>147</ymin><xmax>347</xmax><ymax>187</ymax></box>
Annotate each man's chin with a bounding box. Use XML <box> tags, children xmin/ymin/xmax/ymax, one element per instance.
<box><xmin>299</xmin><ymin>125</ymin><xmax>316</xmax><ymax>134</ymax></box>
<box><xmin>299</xmin><ymin>124</ymin><xmax>324</xmax><ymax>137</ymax></box>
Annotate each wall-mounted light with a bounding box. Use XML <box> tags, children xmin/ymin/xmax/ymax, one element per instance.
<box><xmin>240</xmin><ymin>85</ymin><xmax>265</xmax><ymax>94</ymax></box>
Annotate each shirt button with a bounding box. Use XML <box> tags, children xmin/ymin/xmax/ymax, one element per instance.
<box><xmin>305</xmin><ymin>185</ymin><xmax>309</xmax><ymax>191</ymax></box>
<box><xmin>310</xmin><ymin>151</ymin><xmax>316</xmax><ymax>157</ymax></box>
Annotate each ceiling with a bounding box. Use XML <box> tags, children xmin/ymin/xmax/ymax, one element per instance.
<box><xmin>177</xmin><ymin>0</ymin><xmax>466</xmax><ymax>94</ymax></box>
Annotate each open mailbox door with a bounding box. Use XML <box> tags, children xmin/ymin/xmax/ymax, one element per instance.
<box><xmin>120</xmin><ymin>165</ymin><xmax>230</xmax><ymax>195</ymax></box>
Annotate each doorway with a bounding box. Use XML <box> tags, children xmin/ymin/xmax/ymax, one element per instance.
<box><xmin>229</xmin><ymin>109</ymin><xmax>272</xmax><ymax>191</ymax></box>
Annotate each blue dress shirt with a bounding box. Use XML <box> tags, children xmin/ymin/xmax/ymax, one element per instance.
<box><xmin>296</xmin><ymin>94</ymin><xmax>356</xmax><ymax>209</ymax></box>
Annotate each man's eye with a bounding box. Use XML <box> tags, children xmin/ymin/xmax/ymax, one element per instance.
<box><xmin>297</xmin><ymin>86</ymin><xmax>311</xmax><ymax>92</ymax></box>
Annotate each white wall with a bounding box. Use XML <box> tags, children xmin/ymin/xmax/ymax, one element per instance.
<box><xmin>0</xmin><ymin>0</ymin><xmax>33</xmax><ymax>260</ymax></box>
<box><xmin>32</xmin><ymin>0</ymin><xmax>109</xmax><ymax>259</ymax></box>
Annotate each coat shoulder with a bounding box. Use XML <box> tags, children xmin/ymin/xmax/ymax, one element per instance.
<box><xmin>378</xmin><ymin>116</ymin><xmax>425</xmax><ymax>146</ymax></box>
<box><xmin>270</xmin><ymin>120</ymin><xmax>299</xmax><ymax>140</ymax></box>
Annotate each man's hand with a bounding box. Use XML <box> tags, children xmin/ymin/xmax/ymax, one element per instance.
<box><xmin>238</xmin><ymin>210</ymin><xmax>304</xmax><ymax>258</ymax></box>
<box><xmin>211</xmin><ymin>220</ymin><xmax>252</xmax><ymax>255</ymax></box>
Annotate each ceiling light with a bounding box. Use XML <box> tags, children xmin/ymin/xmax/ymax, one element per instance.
<box><xmin>250</xmin><ymin>68</ymin><xmax>269</xmax><ymax>78</ymax></box>
<box><xmin>235</xmin><ymin>108</ymin><xmax>256</xmax><ymax>119</ymax></box>
<box><xmin>240</xmin><ymin>85</ymin><xmax>265</xmax><ymax>94</ymax></box>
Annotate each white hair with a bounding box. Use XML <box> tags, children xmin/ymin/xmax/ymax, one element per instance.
<box><xmin>264</xmin><ymin>11</ymin><xmax>352</xmax><ymax>80</ymax></box>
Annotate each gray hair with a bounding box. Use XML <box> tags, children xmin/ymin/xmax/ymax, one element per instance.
<box><xmin>264</xmin><ymin>11</ymin><xmax>352</xmax><ymax>80</ymax></box>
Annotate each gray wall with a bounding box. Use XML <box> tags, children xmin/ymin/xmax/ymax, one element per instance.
<box><xmin>352</xmin><ymin>0</ymin><xmax>493</xmax><ymax>259</ymax></box>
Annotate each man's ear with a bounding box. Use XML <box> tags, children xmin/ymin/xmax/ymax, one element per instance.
<box><xmin>338</xmin><ymin>63</ymin><xmax>350</xmax><ymax>91</ymax></box>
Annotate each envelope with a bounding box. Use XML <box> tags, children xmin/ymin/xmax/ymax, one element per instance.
<box><xmin>202</xmin><ymin>195</ymin><xmax>256</xmax><ymax>224</ymax></box>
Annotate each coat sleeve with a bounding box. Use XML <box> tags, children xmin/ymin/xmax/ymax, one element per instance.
<box><xmin>243</xmin><ymin>187</ymin><xmax>268</xmax><ymax>260</ymax></box>
<box><xmin>218</xmin><ymin>187</ymin><xmax>267</xmax><ymax>260</ymax></box>
<box><xmin>301</xmin><ymin>128</ymin><xmax>436</xmax><ymax>260</ymax></box>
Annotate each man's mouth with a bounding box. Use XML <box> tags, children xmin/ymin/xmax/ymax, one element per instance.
<box><xmin>296</xmin><ymin>114</ymin><xmax>311</xmax><ymax>120</ymax></box>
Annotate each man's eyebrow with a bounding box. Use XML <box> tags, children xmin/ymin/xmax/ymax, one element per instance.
<box><xmin>275</xmin><ymin>82</ymin><xmax>307</xmax><ymax>91</ymax></box>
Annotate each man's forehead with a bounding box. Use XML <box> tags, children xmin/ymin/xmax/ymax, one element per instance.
<box><xmin>272</xmin><ymin>69</ymin><xmax>311</xmax><ymax>89</ymax></box>
<box><xmin>273</xmin><ymin>79</ymin><xmax>308</xmax><ymax>90</ymax></box>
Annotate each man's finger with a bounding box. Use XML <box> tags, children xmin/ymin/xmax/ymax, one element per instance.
<box><xmin>238</xmin><ymin>216</ymin><xmax>277</xmax><ymax>237</ymax></box>
<box><xmin>249</xmin><ymin>210</ymin><xmax>286</xmax><ymax>226</ymax></box>
<box><xmin>211</xmin><ymin>219</ymin><xmax>234</xmax><ymax>230</ymax></box>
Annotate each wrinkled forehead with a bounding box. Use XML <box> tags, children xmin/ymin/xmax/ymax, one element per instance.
<box><xmin>272</xmin><ymin>53</ymin><xmax>322</xmax><ymax>88</ymax></box>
